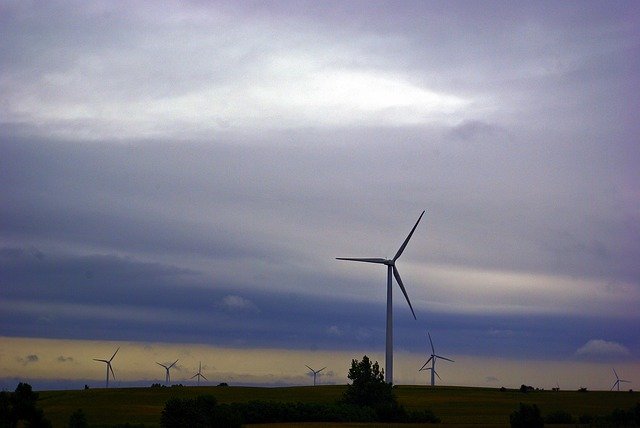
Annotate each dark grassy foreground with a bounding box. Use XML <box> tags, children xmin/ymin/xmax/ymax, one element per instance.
<box><xmin>37</xmin><ymin>385</ymin><xmax>638</xmax><ymax>427</ymax></box>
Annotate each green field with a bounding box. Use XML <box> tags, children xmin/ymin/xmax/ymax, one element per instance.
<box><xmin>37</xmin><ymin>385</ymin><xmax>638</xmax><ymax>427</ymax></box>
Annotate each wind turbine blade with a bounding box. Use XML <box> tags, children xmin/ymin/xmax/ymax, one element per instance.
<box><xmin>201</xmin><ymin>374</ymin><xmax>207</xmax><ymax>380</ymax></box>
<box><xmin>336</xmin><ymin>257</ymin><xmax>387</xmax><ymax>264</ymax></box>
<box><xmin>393</xmin><ymin>266</ymin><xmax>416</xmax><ymax>319</ymax></box>
<box><xmin>318</xmin><ymin>367</ymin><xmax>326</xmax><ymax>373</ymax></box>
<box><xmin>393</xmin><ymin>210</ymin><xmax>425</xmax><ymax>261</ymax></box>
<box><xmin>305</xmin><ymin>365</ymin><xmax>313</xmax><ymax>372</ymax></box>
<box><xmin>169</xmin><ymin>359</ymin><xmax>179</xmax><ymax>368</ymax></box>
<box><xmin>110</xmin><ymin>347</ymin><xmax>120</xmax><ymax>362</ymax></box>
<box><xmin>190</xmin><ymin>373</ymin><xmax>198</xmax><ymax>379</ymax></box>
<box><xmin>428</xmin><ymin>332</ymin><xmax>435</xmax><ymax>354</ymax></box>
<box><xmin>109</xmin><ymin>364</ymin><xmax>116</xmax><ymax>379</ymax></box>
<box><xmin>156</xmin><ymin>362</ymin><xmax>166</xmax><ymax>368</ymax></box>
<box><xmin>434</xmin><ymin>370</ymin><xmax>441</xmax><ymax>381</ymax></box>
<box><xmin>436</xmin><ymin>355</ymin><xmax>454</xmax><ymax>363</ymax></box>
<box><xmin>419</xmin><ymin>356</ymin><xmax>434</xmax><ymax>371</ymax></box>
<box><xmin>94</xmin><ymin>359</ymin><xmax>108</xmax><ymax>363</ymax></box>
<box><xmin>613</xmin><ymin>368</ymin><xmax>619</xmax><ymax>379</ymax></box>
<box><xmin>611</xmin><ymin>381</ymin><xmax>618</xmax><ymax>391</ymax></box>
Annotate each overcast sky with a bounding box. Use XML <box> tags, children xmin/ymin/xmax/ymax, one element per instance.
<box><xmin>1</xmin><ymin>0</ymin><xmax>639</xmax><ymax>390</ymax></box>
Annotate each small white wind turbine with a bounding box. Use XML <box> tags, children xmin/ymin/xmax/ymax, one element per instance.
<box><xmin>93</xmin><ymin>347</ymin><xmax>119</xmax><ymax>388</ymax></box>
<box><xmin>611</xmin><ymin>368</ymin><xmax>630</xmax><ymax>391</ymax></box>
<box><xmin>305</xmin><ymin>365</ymin><xmax>326</xmax><ymax>386</ymax></box>
<box><xmin>337</xmin><ymin>210</ymin><xmax>424</xmax><ymax>384</ymax></box>
<box><xmin>190</xmin><ymin>361</ymin><xmax>208</xmax><ymax>386</ymax></box>
<box><xmin>419</xmin><ymin>332</ymin><xmax>453</xmax><ymax>387</ymax></box>
<box><xmin>157</xmin><ymin>359</ymin><xmax>179</xmax><ymax>385</ymax></box>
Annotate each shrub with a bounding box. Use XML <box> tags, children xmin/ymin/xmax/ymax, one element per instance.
<box><xmin>374</xmin><ymin>400</ymin><xmax>407</xmax><ymax>422</ymax></box>
<box><xmin>160</xmin><ymin>396</ymin><xmax>442</xmax><ymax>426</ymax></box>
<box><xmin>405</xmin><ymin>408</ymin><xmax>441</xmax><ymax>423</ymax></box>
<box><xmin>590</xmin><ymin>403</ymin><xmax>640</xmax><ymax>427</ymax></box>
<box><xmin>519</xmin><ymin>384</ymin><xmax>534</xmax><ymax>393</ymax></box>
<box><xmin>159</xmin><ymin>355</ymin><xmax>440</xmax><ymax>426</ymax></box>
<box><xmin>544</xmin><ymin>409</ymin><xmax>572</xmax><ymax>424</ymax></box>
<box><xmin>578</xmin><ymin>413</ymin><xmax>593</xmax><ymax>424</ymax></box>
<box><xmin>160</xmin><ymin>395</ymin><xmax>218</xmax><ymax>428</ymax></box>
<box><xmin>510</xmin><ymin>403</ymin><xmax>543</xmax><ymax>428</ymax></box>
<box><xmin>68</xmin><ymin>409</ymin><xmax>88</xmax><ymax>428</ymax></box>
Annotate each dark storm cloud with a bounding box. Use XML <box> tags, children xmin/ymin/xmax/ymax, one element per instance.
<box><xmin>1</xmin><ymin>244</ymin><xmax>637</xmax><ymax>360</ymax></box>
<box><xmin>2</xmin><ymin>125</ymin><xmax>639</xmax><ymax>326</ymax></box>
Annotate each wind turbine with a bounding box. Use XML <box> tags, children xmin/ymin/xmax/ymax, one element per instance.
<box><xmin>305</xmin><ymin>365</ymin><xmax>326</xmax><ymax>386</ymax></box>
<box><xmin>419</xmin><ymin>332</ymin><xmax>454</xmax><ymax>387</ymax></box>
<box><xmin>93</xmin><ymin>347</ymin><xmax>119</xmax><ymax>388</ymax></box>
<box><xmin>156</xmin><ymin>359</ymin><xmax>179</xmax><ymax>385</ymax></box>
<box><xmin>190</xmin><ymin>361</ymin><xmax>207</xmax><ymax>386</ymax></box>
<box><xmin>611</xmin><ymin>368</ymin><xmax>630</xmax><ymax>391</ymax></box>
<box><xmin>337</xmin><ymin>210</ymin><xmax>424</xmax><ymax>384</ymax></box>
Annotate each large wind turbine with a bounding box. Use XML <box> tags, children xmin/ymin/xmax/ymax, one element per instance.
<box><xmin>337</xmin><ymin>210</ymin><xmax>424</xmax><ymax>384</ymax></box>
<box><xmin>93</xmin><ymin>347</ymin><xmax>119</xmax><ymax>388</ymax></box>
<box><xmin>611</xmin><ymin>368</ymin><xmax>630</xmax><ymax>391</ymax></box>
<box><xmin>157</xmin><ymin>359</ymin><xmax>179</xmax><ymax>385</ymax></box>
<box><xmin>190</xmin><ymin>361</ymin><xmax>207</xmax><ymax>386</ymax></box>
<box><xmin>419</xmin><ymin>332</ymin><xmax>453</xmax><ymax>387</ymax></box>
<box><xmin>305</xmin><ymin>365</ymin><xmax>326</xmax><ymax>386</ymax></box>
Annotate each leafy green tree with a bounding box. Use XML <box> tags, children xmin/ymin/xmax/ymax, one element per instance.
<box><xmin>342</xmin><ymin>355</ymin><xmax>394</xmax><ymax>408</ymax></box>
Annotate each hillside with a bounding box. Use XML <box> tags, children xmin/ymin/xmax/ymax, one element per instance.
<box><xmin>36</xmin><ymin>385</ymin><xmax>638</xmax><ymax>427</ymax></box>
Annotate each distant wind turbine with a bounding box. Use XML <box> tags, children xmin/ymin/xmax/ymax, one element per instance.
<box><xmin>190</xmin><ymin>361</ymin><xmax>207</xmax><ymax>386</ymax></box>
<box><xmin>611</xmin><ymin>368</ymin><xmax>630</xmax><ymax>391</ymax></box>
<box><xmin>305</xmin><ymin>365</ymin><xmax>326</xmax><ymax>386</ymax></box>
<box><xmin>156</xmin><ymin>359</ymin><xmax>179</xmax><ymax>385</ymax></box>
<box><xmin>93</xmin><ymin>347</ymin><xmax>119</xmax><ymax>388</ymax></box>
<box><xmin>419</xmin><ymin>332</ymin><xmax>454</xmax><ymax>387</ymax></box>
<box><xmin>337</xmin><ymin>210</ymin><xmax>424</xmax><ymax>384</ymax></box>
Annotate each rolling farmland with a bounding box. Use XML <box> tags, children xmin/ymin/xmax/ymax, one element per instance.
<box><xmin>36</xmin><ymin>385</ymin><xmax>638</xmax><ymax>427</ymax></box>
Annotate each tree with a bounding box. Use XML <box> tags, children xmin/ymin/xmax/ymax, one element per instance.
<box><xmin>160</xmin><ymin>395</ymin><xmax>218</xmax><ymax>428</ymax></box>
<box><xmin>510</xmin><ymin>403</ymin><xmax>543</xmax><ymax>428</ymax></box>
<box><xmin>68</xmin><ymin>409</ymin><xmax>88</xmax><ymax>428</ymax></box>
<box><xmin>0</xmin><ymin>383</ymin><xmax>51</xmax><ymax>428</ymax></box>
<box><xmin>342</xmin><ymin>355</ymin><xmax>394</xmax><ymax>408</ymax></box>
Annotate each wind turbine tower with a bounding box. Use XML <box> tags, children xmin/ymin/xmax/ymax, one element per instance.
<box><xmin>419</xmin><ymin>332</ymin><xmax>454</xmax><ymax>387</ymax></box>
<box><xmin>157</xmin><ymin>359</ymin><xmax>179</xmax><ymax>385</ymax></box>
<box><xmin>190</xmin><ymin>362</ymin><xmax>208</xmax><ymax>386</ymax></box>
<box><xmin>305</xmin><ymin>365</ymin><xmax>326</xmax><ymax>386</ymax></box>
<box><xmin>337</xmin><ymin>210</ymin><xmax>424</xmax><ymax>384</ymax></box>
<box><xmin>611</xmin><ymin>368</ymin><xmax>630</xmax><ymax>391</ymax></box>
<box><xmin>93</xmin><ymin>347</ymin><xmax>119</xmax><ymax>388</ymax></box>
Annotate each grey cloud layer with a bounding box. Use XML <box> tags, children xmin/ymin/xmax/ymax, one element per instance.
<box><xmin>1</xmin><ymin>1</ymin><xmax>638</xmax><ymax>364</ymax></box>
